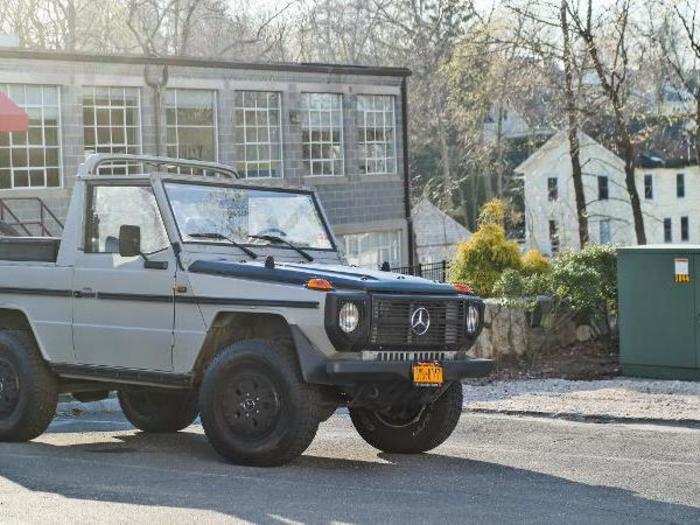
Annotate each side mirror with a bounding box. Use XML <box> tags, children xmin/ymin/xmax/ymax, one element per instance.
<box><xmin>119</xmin><ymin>225</ymin><xmax>141</xmax><ymax>257</ymax></box>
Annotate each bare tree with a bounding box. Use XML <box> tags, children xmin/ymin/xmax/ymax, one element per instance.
<box><xmin>566</xmin><ymin>0</ymin><xmax>646</xmax><ymax>244</ymax></box>
<box><xmin>368</xmin><ymin>0</ymin><xmax>482</xmax><ymax>210</ymax></box>
<box><xmin>652</xmin><ymin>0</ymin><xmax>700</xmax><ymax>166</ymax></box>
<box><xmin>500</xmin><ymin>0</ymin><xmax>590</xmax><ymax>246</ymax></box>
<box><xmin>560</xmin><ymin>0</ymin><xmax>588</xmax><ymax>247</ymax></box>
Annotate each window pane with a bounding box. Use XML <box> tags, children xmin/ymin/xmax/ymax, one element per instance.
<box><xmin>340</xmin><ymin>230</ymin><xmax>402</xmax><ymax>269</ymax></box>
<box><xmin>164</xmin><ymin>89</ymin><xmax>216</xmax><ymax>171</ymax></box>
<box><xmin>300</xmin><ymin>93</ymin><xmax>343</xmax><ymax>176</ymax></box>
<box><xmin>83</xmin><ymin>86</ymin><xmax>140</xmax><ymax>174</ymax></box>
<box><xmin>356</xmin><ymin>95</ymin><xmax>396</xmax><ymax>175</ymax></box>
<box><xmin>233</xmin><ymin>91</ymin><xmax>283</xmax><ymax>178</ymax></box>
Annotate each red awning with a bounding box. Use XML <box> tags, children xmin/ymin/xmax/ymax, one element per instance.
<box><xmin>0</xmin><ymin>91</ymin><xmax>28</xmax><ymax>133</ymax></box>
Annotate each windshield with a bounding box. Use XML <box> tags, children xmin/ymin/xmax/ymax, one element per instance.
<box><xmin>164</xmin><ymin>182</ymin><xmax>334</xmax><ymax>250</ymax></box>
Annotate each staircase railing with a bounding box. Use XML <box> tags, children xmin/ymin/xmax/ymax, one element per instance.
<box><xmin>0</xmin><ymin>197</ymin><xmax>64</xmax><ymax>237</ymax></box>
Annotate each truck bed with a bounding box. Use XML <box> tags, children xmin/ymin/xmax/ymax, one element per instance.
<box><xmin>0</xmin><ymin>237</ymin><xmax>61</xmax><ymax>263</ymax></box>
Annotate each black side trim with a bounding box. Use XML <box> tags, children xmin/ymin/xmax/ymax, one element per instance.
<box><xmin>96</xmin><ymin>291</ymin><xmax>319</xmax><ymax>309</ymax></box>
<box><xmin>51</xmin><ymin>363</ymin><xmax>192</xmax><ymax>389</ymax></box>
<box><xmin>180</xmin><ymin>296</ymin><xmax>319</xmax><ymax>309</ymax></box>
<box><xmin>0</xmin><ymin>286</ymin><xmax>72</xmax><ymax>297</ymax></box>
<box><xmin>0</xmin><ymin>286</ymin><xmax>316</xmax><ymax>308</ymax></box>
<box><xmin>97</xmin><ymin>292</ymin><xmax>173</xmax><ymax>303</ymax></box>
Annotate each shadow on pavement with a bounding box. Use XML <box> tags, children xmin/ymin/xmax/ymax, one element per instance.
<box><xmin>0</xmin><ymin>426</ymin><xmax>697</xmax><ymax>523</ymax></box>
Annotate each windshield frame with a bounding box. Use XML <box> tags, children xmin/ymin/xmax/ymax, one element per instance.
<box><xmin>159</xmin><ymin>176</ymin><xmax>338</xmax><ymax>252</ymax></box>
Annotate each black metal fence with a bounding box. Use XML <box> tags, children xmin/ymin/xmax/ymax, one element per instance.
<box><xmin>389</xmin><ymin>260</ymin><xmax>450</xmax><ymax>283</ymax></box>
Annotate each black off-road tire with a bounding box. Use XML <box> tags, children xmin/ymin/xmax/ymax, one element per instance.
<box><xmin>0</xmin><ymin>330</ymin><xmax>57</xmax><ymax>442</ymax></box>
<box><xmin>349</xmin><ymin>381</ymin><xmax>463</xmax><ymax>454</ymax></box>
<box><xmin>118</xmin><ymin>388</ymin><xmax>198</xmax><ymax>433</ymax></box>
<box><xmin>199</xmin><ymin>339</ymin><xmax>323</xmax><ymax>467</ymax></box>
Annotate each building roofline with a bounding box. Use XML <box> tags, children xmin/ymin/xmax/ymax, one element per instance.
<box><xmin>0</xmin><ymin>48</ymin><xmax>412</xmax><ymax>78</ymax></box>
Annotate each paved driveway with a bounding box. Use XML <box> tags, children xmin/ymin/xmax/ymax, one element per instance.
<box><xmin>0</xmin><ymin>412</ymin><xmax>697</xmax><ymax>524</ymax></box>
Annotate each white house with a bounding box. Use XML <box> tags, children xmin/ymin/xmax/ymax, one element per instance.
<box><xmin>412</xmin><ymin>199</ymin><xmax>472</xmax><ymax>264</ymax></box>
<box><xmin>516</xmin><ymin>129</ymin><xmax>700</xmax><ymax>255</ymax></box>
<box><xmin>482</xmin><ymin>104</ymin><xmax>551</xmax><ymax>144</ymax></box>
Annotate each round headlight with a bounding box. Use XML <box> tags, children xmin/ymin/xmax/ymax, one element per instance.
<box><xmin>466</xmin><ymin>305</ymin><xmax>479</xmax><ymax>335</ymax></box>
<box><xmin>339</xmin><ymin>302</ymin><xmax>360</xmax><ymax>333</ymax></box>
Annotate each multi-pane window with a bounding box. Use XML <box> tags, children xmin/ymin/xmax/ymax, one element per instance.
<box><xmin>681</xmin><ymin>216</ymin><xmax>689</xmax><ymax>241</ymax></box>
<box><xmin>549</xmin><ymin>220</ymin><xmax>559</xmax><ymax>254</ymax></box>
<box><xmin>300</xmin><ymin>93</ymin><xmax>344</xmax><ymax>176</ymax></box>
<box><xmin>547</xmin><ymin>177</ymin><xmax>558</xmax><ymax>201</ymax></box>
<box><xmin>357</xmin><ymin>95</ymin><xmax>396</xmax><ymax>175</ymax></box>
<box><xmin>664</xmin><ymin>218</ymin><xmax>672</xmax><ymax>243</ymax></box>
<box><xmin>598</xmin><ymin>176</ymin><xmax>609</xmax><ymax>200</ymax></box>
<box><xmin>599</xmin><ymin>219</ymin><xmax>611</xmax><ymax>244</ymax></box>
<box><xmin>0</xmin><ymin>84</ymin><xmax>61</xmax><ymax>189</ymax></box>
<box><xmin>341</xmin><ymin>230</ymin><xmax>402</xmax><ymax>269</ymax></box>
<box><xmin>233</xmin><ymin>91</ymin><xmax>283</xmax><ymax>178</ymax></box>
<box><xmin>83</xmin><ymin>86</ymin><xmax>141</xmax><ymax>174</ymax></box>
<box><xmin>644</xmin><ymin>174</ymin><xmax>653</xmax><ymax>199</ymax></box>
<box><xmin>677</xmin><ymin>173</ymin><xmax>685</xmax><ymax>198</ymax></box>
<box><xmin>165</xmin><ymin>89</ymin><xmax>217</xmax><ymax>165</ymax></box>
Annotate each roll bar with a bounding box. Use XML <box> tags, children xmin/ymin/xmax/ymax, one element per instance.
<box><xmin>78</xmin><ymin>154</ymin><xmax>241</xmax><ymax>179</ymax></box>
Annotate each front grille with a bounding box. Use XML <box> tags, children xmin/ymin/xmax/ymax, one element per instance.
<box><xmin>370</xmin><ymin>297</ymin><xmax>463</xmax><ymax>347</ymax></box>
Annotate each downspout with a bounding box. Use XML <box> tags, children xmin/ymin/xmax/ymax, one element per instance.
<box><xmin>401</xmin><ymin>77</ymin><xmax>415</xmax><ymax>268</ymax></box>
<box><xmin>144</xmin><ymin>64</ymin><xmax>169</xmax><ymax>156</ymax></box>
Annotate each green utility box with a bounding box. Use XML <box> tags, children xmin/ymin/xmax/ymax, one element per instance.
<box><xmin>618</xmin><ymin>246</ymin><xmax>700</xmax><ymax>381</ymax></box>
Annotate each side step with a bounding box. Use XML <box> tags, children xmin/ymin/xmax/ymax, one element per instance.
<box><xmin>51</xmin><ymin>363</ymin><xmax>192</xmax><ymax>390</ymax></box>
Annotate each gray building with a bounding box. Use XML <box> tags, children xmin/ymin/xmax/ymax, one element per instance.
<box><xmin>0</xmin><ymin>48</ymin><xmax>413</xmax><ymax>268</ymax></box>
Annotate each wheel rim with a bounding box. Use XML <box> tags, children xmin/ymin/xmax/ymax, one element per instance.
<box><xmin>374</xmin><ymin>405</ymin><xmax>426</xmax><ymax>428</ymax></box>
<box><xmin>220</xmin><ymin>370</ymin><xmax>281</xmax><ymax>439</ymax></box>
<box><xmin>0</xmin><ymin>358</ymin><xmax>20</xmax><ymax>418</ymax></box>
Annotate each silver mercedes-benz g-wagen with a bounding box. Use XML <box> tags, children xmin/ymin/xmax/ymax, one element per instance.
<box><xmin>0</xmin><ymin>154</ymin><xmax>492</xmax><ymax>466</ymax></box>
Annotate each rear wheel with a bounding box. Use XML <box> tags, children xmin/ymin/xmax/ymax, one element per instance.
<box><xmin>0</xmin><ymin>330</ymin><xmax>57</xmax><ymax>442</ymax></box>
<box><xmin>199</xmin><ymin>339</ymin><xmax>323</xmax><ymax>467</ymax></box>
<box><xmin>349</xmin><ymin>381</ymin><xmax>463</xmax><ymax>454</ymax></box>
<box><xmin>118</xmin><ymin>388</ymin><xmax>198</xmax><ymax>433</ymax></box>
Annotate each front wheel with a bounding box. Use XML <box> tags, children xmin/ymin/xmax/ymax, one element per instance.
<box><xmin>349</xmin><ymin>381</ymin><xmax>463</xmax><ymax>454</ymax></box>
<box><xmin>118</xmin><ymin>388</ymin><xmax>198</xmax><ymax>433</ymax></box>
<box><xmin>199</xmin><ymin>339</ymin><xmax>323</xmax><ymax>467</ymax></box>
<box><xmin>0</xmin><ymin>330</ymin><xmax>57</xmax><ymax>442</ymax></box>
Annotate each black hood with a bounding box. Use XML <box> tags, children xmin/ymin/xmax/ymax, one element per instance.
<box><xmin>188</xmin><ymin>259</ymin><xmax>458</xmax><ymax>295</ymax></box>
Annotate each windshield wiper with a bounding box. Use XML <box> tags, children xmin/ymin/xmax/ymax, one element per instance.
<box><xmin>188</xmin><ymin>232</ymin><xmax>258</xmax><ymax>259</ymax></box>
<box><xmin>249</xmin><ymin>234</ymin><xmax>314</xmax><ymax>262</ymax></box>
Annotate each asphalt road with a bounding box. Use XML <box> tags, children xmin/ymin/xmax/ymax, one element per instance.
<box><xmin>0</xmin><ymin>412</ymin><xmax>697</xmax><ymax>524</ymax></box>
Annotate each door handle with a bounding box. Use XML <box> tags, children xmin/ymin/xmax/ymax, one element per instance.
<box><xmin>73</xmin><ymin>287</ymin><xmax>95</xmax><ymax>298</ymax></box>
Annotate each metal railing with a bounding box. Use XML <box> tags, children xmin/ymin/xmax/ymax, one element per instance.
<box><xmin>79</xmin><ymin>153</ymin><xmax>241</xmax><ymax>179</ymax></box>
<box><xmin>389</xmin><ymin>260</ymin><xmax>450</xmax><ymax>283</ymax></box>
<box><xmin>0</xmin><ymin>197</ymin><xmax>64</xmax><ymax>237</ymax></box>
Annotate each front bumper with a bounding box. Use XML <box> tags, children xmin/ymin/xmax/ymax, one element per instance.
<box><xmin>290</xmin><ymin>325</ymin><xmax>493</xmax><ymax>386</ymax></box>
<box><xmin>325</xmin><ymin>357</ymin><xmax>493</xmax><ymax>383</ymax></box>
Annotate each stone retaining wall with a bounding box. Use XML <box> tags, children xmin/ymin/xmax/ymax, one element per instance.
<box><xmin>470</xmin><ymin>298</ymin><xmax>581</xmax><ymax>359</ymax></box>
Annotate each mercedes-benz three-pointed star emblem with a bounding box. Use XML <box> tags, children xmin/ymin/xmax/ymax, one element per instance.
<box><xmin>410</xmin><ymin>307</ymin><xmax>431</xmax><ymax>336</ymax></box>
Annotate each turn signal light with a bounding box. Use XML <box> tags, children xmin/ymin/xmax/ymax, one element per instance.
<box><xmin>306</xmin><ymin>278</ymin><xmax>334</xmax><ymax>291</ymax></box>
<box><xmin>453</xmin><ymin>282</ymin><xmax>473</xmax><ymax>295</ymax></box>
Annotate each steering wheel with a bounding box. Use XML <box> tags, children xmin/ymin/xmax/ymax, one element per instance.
<box><xmin>255</xmin><ymin>227</ymin><xmax>287</xmax><ymax>237</ymax></box>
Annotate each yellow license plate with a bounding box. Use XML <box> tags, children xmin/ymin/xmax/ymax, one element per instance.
<box><xmin>412</xmin><ymin>362</ymin><xmax>444</xmax><ymax>386</ymax></box>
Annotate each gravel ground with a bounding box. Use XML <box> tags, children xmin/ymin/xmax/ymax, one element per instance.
<box><xmin>57</xmin><ymin>378</ymin><xmax>700</xmax><ymax>425</ymax></box>
<box><xmin>463</xmin><ymin>378</ymin><xmax>700</xmax><ymax>424</ymax></box>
